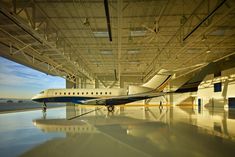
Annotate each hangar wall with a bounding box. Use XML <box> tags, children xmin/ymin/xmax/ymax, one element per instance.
<box><xmin>167</xmin><ymin>92</ymin><xmax>196</xmax><ymax>106</ymax></box>
<box><xmin>168</xmin><ymin>67</ymin><xmax>235</xmax><ymax>107</ymax></box>
<box><xmin>197</xmin><ymin>67</ymin><xmax>235</xmax><ymax>108</ymax></box>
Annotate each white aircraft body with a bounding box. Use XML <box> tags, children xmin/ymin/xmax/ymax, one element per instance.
<box><xmin>32</xmin><ymin>70</ymin><xmax>172</xmax><ymax>112</ymax></box>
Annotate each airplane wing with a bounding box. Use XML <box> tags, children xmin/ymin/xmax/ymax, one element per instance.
<box><xmin>79</xmin><ymin>92</ymin><xmax>165</xmax><ymax>106</ymax></box>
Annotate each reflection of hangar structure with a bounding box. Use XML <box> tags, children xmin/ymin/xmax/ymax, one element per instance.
<box><xmin>1</xmin><ymin>1</ymin><xmax>235</xmax><ymax>107</ymax></box>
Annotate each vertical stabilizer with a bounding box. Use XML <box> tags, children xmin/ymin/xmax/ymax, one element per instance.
<box><xmin>142</xmin><ymin>69</ymin><xmax>172</xmax><ymax>90</ymax></box>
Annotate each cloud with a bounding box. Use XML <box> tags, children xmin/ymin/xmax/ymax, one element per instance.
<box><xmin>0</xmin><ymin>57</ymin><xmax>65</xmax><ymax>98</ymax></box>
<box><xmin>0</xmin><ymin>72</ymin><xmax>26</xmax><ymax>86</ymax></box>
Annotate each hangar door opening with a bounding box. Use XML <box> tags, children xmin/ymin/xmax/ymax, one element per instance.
<box><xmin>228</xmin><ymin>98</ymin><xmax>235</xmax><ymax>108</ymax></box>
<box><xmin>198</xmin><ymin>98</ymin><xmax>203</xmax><ymax>107</ymax></box>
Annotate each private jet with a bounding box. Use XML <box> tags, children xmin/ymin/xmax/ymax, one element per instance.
<box><xmin>31</xmin><ymin>53</ymin><xmax>235</xmax><ymax>112</ymax></box>
<box><xmin>32</xmin><ymin>70</ymin><xmax>172</xmax><ymax>112</ymax></box>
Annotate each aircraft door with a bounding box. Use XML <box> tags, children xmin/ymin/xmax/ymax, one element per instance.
<box><xmin>46</xmin><ymin>90</ymin><xmax>53</xmax><ymax>97</ymax></box>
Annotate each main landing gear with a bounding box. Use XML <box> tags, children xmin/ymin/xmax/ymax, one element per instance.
<box><xmin>42</xmin><ymin>102</ymin><xmax>47</xmax><ymax>112</ymax></box>
<box><xmin>107</xmin><ymin>105</ymin><xmax>114</xmax><ymax>112</ymax></box>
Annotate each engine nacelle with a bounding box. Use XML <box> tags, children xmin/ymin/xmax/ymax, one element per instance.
<box><xmin>128</xmin><ymin>85</ymin><xmax>153</xmax><ymax>95</ymax></box>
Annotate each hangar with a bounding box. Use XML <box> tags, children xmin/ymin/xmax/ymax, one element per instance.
<box><xmin>0</xmin><ymin>0</ymin><xmax>235</xmax><ymax>156</ymax></box>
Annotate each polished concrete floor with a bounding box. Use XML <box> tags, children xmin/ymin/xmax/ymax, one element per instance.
<box><xmin>0</xmin><ymin>105</ymin><xmax>235</xmax><ymax>157</ymax></box>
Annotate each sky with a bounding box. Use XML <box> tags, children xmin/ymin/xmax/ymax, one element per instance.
<box><xmin>0</xmin><ymin>57</ymin><xmax>65</xmax><ymax>99</ymax></box>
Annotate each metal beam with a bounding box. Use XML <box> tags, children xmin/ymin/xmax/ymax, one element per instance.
<box><xmin>183</xmin><ymin>0</ymin><xmax>227</xmax><ymax>41</ymax></box>
<box><xmin>104</xmin><ymin>0</ymin><xmax>112</xmax><ymax>42</ymax></box>
<box><xmin>0</xmin><ymin>3</ymin><xmax>95</xmax><ymax>81</ymax></box>
<box><xmin>117</xmin><ymin>0</ymin><xmax>122</xmax><ymax>84</ymax></box>
<box><xmin>143</xmin><ymin>0</ymin><xmax>235</xmax><ymax>82</ymax></box>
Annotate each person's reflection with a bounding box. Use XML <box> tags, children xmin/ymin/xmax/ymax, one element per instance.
<box><xmin>42</xmin><ymin>110</ymin><xmax>47</xmax><ymax>119</ymax></box>
<box><xmin>107</xmin><ymin>110</ymin><xmax>114</xmax><ymax>117</ymax></box>
<box><xmin>144</xmin><ymin>109</ymin><xmax>151</xmax><ymax>120</ymax></box>
<box><xmin>159</xmin><ymin>101</ymin><xmax>163</xmax><ymax>114</ymax></box>
<box><xmin>198</xmin><ymin>104</ymin><xmax>201</xmax><ymax>113</ymax></box>
<box><xmin>159</xmin><ymin>106</ymin><xmax>163</xmax><ymax>114</ymax></box>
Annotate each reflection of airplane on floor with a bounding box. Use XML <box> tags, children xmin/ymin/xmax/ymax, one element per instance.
<box><xmin>31</xmin><ymin>113</ymin><xmax>172</xmax><ymax>157</ymax></box>
<box><xmin>33</xmin><ymin>116</ymin><xmax>149</xmax><ymax>134</ymax></box>
<box><xmin>32</xmin><ymin>70</ymin><xmax>172</xmax><ymax>112</ymax></box>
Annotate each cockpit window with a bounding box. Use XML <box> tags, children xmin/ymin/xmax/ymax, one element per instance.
<box><xmin>40</xmin><ymin>91</ymin><xmax>44</xmax><ymax>94</ymax></box>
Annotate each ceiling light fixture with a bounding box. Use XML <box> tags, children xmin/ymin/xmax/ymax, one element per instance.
<box><xmin>127</xmin><ymin>49</ymin><xmax>139</xmax><ymax>54</ymax></box>
<box><xmin>130</xmin><ymin>29</ymin><xmax>146</xmax><ymax>37</ymax></box>
<box><xmin>100</xmin><ymin>50</ymin><xmax>112</xmax><ymax>55</ymax></box>
<box><xmin>93</xmin><ymin>31</ymin><xmax>109</xmax><ymax>37</ymax></box>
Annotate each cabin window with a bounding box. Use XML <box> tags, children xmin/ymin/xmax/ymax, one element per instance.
<box><xmin>105</xmin><ymin>92</ymin><xmax>107</xmax><ymax>95</ymax></box>
<box><xmin>86</xmin><ymin>92</ymin><xmax>88</xmax><ymax>95</ymax></box>
<box><xmin>60</xmin><ymin>92</ymin><xmax>62</xmax><ymax>95</ymax></box>
<box><xmin>55</xmin><ymin>92</ymin><xmax>57</xmax><ymax>95</ymax></box>
<box><xmin>77</xmin><ymin>92</ymin><xmax>79</xmax><ymax>95</ymax></box>
<box><xmin>64</xmin><ymin>92</ymin><xmax>66</xmax><ymax>95</ymax></box>
<box><xmin>91</xmin><ymin>92</ymin><xmax>93</xmax><ymax>95</ymax></box>
<box><xmin>109</xmin><ymin>92</ymin><xmax>111</xmax><ymax>95</ymax></box>
<box><xmin>82</xmin><ymin>92</ymin><xmax>84</xmax><ymax>95</ymax></box>
<box><xmin>68</xmin><ymin>92</ymin><xmax>70</xmax><ymax>95</ymax></box>
<box><xmin>96</xmin><ymin>92</ymin><xmax>98</xmax><ymax>95</ymax></box>
<box><xmin>73</xmin><ymin>92</ymin><xmax>75</xmax><ymax>95</ymax></box>
<box><xmin>100</xmin><ymin>92</ymin><xmax>102</xmax><ymax>95</ymax></box>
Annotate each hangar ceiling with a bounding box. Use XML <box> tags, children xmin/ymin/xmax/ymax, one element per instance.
<box><xmin>0</xmin><ymin>0</ymin><xmax>235</xmax><ymax>87</ymax></box>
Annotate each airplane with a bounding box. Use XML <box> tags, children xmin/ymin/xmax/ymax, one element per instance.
<box><xmin>33</xmin><ymin>56</ymin><xmax>227</xmax><ymax>112</ymax></box>
<box><xmin>32</xmin><ymin>69</ymin><xmax>172</xmax><ymax>112</ymax></box>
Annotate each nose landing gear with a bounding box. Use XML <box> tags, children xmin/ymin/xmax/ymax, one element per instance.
<box><xmin>107</xmin><ymin>105</ymin><xmax>114</xmax><ymax>112</ymax></box>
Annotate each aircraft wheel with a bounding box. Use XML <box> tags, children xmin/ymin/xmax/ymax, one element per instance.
<box><xmin>107</xmin><ymin>105</ymin><xmax>114</xmax><ymax>112</ymax></box>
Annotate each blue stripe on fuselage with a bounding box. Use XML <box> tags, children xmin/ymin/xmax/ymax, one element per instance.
<box><xmin>33</xmin><ymin>96</ymin><xmax>96</xmax><ymax>104</ymax></box>
<box><xmin>33</xmin><ymin>94</ymin><xmax>159</xmax><ymax>105</ymax></box>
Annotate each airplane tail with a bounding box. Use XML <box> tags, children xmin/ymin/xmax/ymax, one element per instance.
<box><xmin>142</xmin><ymin>69</ymin><xmax>172</xmax><ymax>90</ymax></box>
<box><xmin>128</xmin><ymin>69</ymin><xmax>172</xmax><ymax>95</ymax></box>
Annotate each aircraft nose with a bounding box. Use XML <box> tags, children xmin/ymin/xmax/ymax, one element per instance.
<box><xmin>31</xmin><ymin>96</ymin><xmax>36</xmax><ymax>101</ymax></box>
<box><xmin>31</xmin><ymin>95</ymin><xmax>39</xmax><ymax>101</ymax></box>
